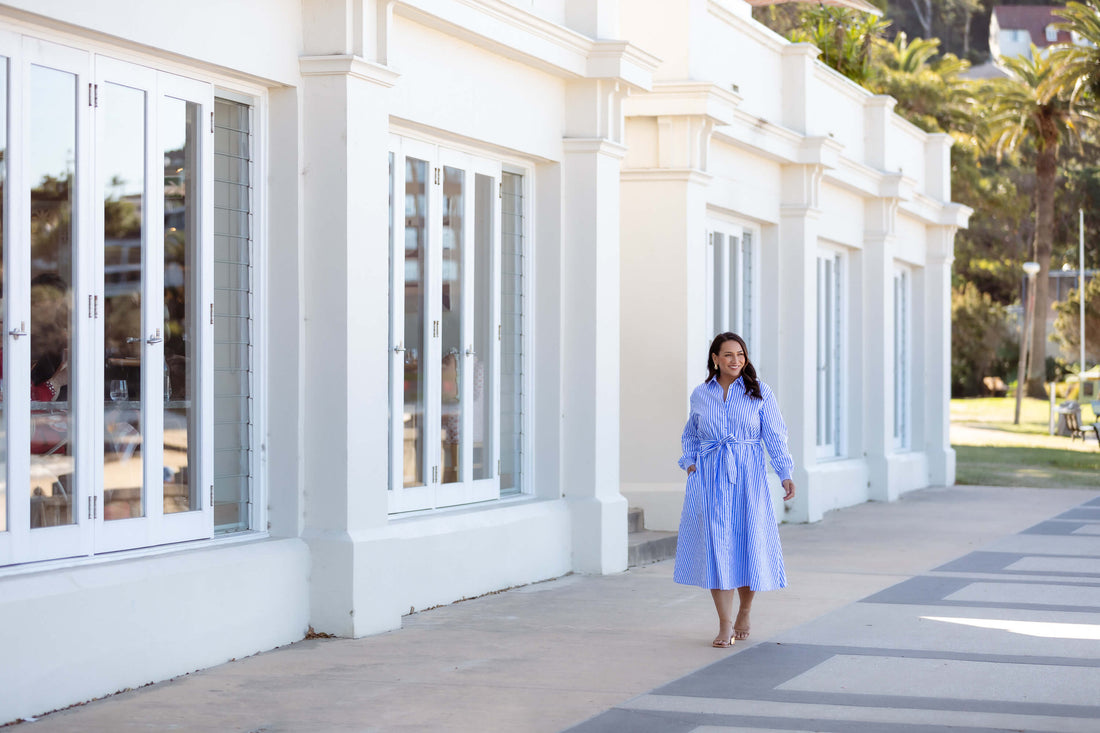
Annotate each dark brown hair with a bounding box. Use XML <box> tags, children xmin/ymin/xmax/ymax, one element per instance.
<box><xmin>706</xmin><ymin>332</ymin><xmax>762</xmax><ymax>399</ymax></box>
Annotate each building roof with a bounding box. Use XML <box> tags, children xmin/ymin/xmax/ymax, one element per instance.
<box><xmin>992</xmin><ymin>5</ymin><xmax>1072</xmax><ymax>47</ymax></box>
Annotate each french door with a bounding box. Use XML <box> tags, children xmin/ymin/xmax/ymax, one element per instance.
<box><xmin>388</xmin><ymin>137</ymin><xmax>501</xmax><ymax>513</ymax></box>
<box><xmin>0</xmin><ymin>41</ymin><xmax>213</xmax><ymax>566</ymax></box>
<box><xmin>705</xmin><ymin>220</ymin><xmax>756</xmax><ymax>351</ymax></box>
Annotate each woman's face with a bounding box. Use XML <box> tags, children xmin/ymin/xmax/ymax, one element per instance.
<box><xmin>712</xmin><ymin>339</ymin><xmax>746</xmax><ymax>381</ymax></box>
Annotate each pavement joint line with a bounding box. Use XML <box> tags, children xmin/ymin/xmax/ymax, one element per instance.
<box><xmin>621</xmin><ymin>693</ymin><xmax>1100</xmax><ymax>733</ymax></box>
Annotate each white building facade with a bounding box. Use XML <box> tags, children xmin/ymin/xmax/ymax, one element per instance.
<box><xmin>0</xmin><ymin>0</ymin><xmax>965</xmax><ymax>723</ymax></box>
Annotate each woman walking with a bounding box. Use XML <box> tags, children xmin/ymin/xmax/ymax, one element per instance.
<box><xmin>674</xmin><ymin>332</ymin><xmax>796</xmax><ymax>647</ymax></box>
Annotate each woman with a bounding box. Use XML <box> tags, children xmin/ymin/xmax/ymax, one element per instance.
<box><xmin>674</xmin><ymin>332</ymin><xmax>796</xmax><ymax>648</ymax></box>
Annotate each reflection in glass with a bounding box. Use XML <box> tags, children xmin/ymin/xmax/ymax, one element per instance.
<box><xmin>500</xmin><ymin>172</ymin><xmax>524</xmax><ymax>494</ymax></box>
<box><xmin>0</xmin><ymin>57</ymin><xmax>7</xmax><ymax>533</ymax></box>
<box><xmin>741</xmin><ymin>232</ymin><xmax>753</xmax><ymax>348</ymax></box>
<box><xmin>213</xmin><ymin>98</ymin><xmax>253</xmax><ymax>533</ymax></box>
<box><xmin>393</xmin><ymin>149</ymin><xmax>398</xmax><ymax>490</ymax></box>
<box><xmin>162</xmin><ymin>96</ymin><xmax>199</xmax><ymax>515</ymax></box>
<box><xmin>711</xmin><ymin>233</ymin><xmax>723</xmax><ymax>332</ymax></box>
<box><xmin>473</xmin><ymin>174</ymin><xmax>494</xmax><ymax>480</ymax></box>
<box><xmin>440</xmin><ymin>166</ymin><xmax>464</xmax><ymax>484</ymax></box>
<box><xmin>101</xmin><ymin>81</ymin><xmax>145</xmax><ymax>521</ymax></box>
<box><xmin>403</xmin><ymin>157</ymin><xmax>427</xmax><ymax>488</ymax></box>
<box><xmin>28</xmin><ymin>64</ymin><xmax>77</xmax><ymax>529</ymax></box>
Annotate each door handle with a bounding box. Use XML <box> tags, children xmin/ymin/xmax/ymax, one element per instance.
<box><xmin>7</xmin><ymin>321</ymin><xmax>27</xmax><ymax>339</ymax></box>
<box><xmin>146</xmin><ymin>328</ymin><xmax>163</xmax><ymax>345</ymax></box>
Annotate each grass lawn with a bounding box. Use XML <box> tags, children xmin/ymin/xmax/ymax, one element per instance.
<box><xmin>951</xmin><ymin>396</ymin><xmax>1100</xmax><ymax>489</ymax></box>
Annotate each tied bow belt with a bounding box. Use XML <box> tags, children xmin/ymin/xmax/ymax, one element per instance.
<box><xmin>697</xmin><ymin>435</ymin><xmax>762</xmax><ymax>487</ymax></box>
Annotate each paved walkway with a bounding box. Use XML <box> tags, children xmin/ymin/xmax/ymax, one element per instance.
<box><xmin>14</xmin><ymin>485</ymin><xmax>1100</xmax><ymax>732</ymax></box>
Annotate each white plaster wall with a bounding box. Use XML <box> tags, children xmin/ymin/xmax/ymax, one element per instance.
<box><xmin>707</xmin><ymin>143</ymin><xmax>782</xmax><ymax>224</ymax></box>
<box><xmin>0</xmin><ymin>539</ymin><xmax>310</xmax><ymax>725</ymax></box>
<box><xmin>896</xmin><ymin>214</ymin><xmax>929</xmax><ymax>266</ymax></box>
<box><xmin>388</xmin><ymin>16</ymin><xmax>566</xmax><ymax>161</ymax></box>
<box><xmin>701</xmin><ymin>7</ymin><xmax>785</xmax><ymax>124</ymax></box>
<box><xmin>3</xmin><ymin>0</ymin><xmax>303</xmax><ymax>84</ymax></box>
<box><xmin>819</xmin><ymin>185</ymin><xmax>865</xmax><ymax>247</ymax></box>
<box><xmin>813</xmin><ymin>69</ymin><xmax>866</xmax><ymax>162</ymax></box>
<box><xmin>351</xmin><ymin>501</ymin><xmax>573</xmax><ymax>626</ymax></box>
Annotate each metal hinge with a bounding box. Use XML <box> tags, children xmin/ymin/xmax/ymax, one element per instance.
<box><xmin>210</xmin><ymin>112</ymin><xmax>214</xmax><ymax>134</ymax></box>
<box><xmin>88</xmin><ymin>295</ymin><xmax>98</xmax><ymax>318</ymax></box>
<box><xmin>498</xmin><ymin>459</ymin><xmax>501</xmax><ymax>474</ymax></box>
<box><xmin>434</xmin><ymin>167</ymin><xmax>440</xmax><ymax>185</ymax></box>
<box><xmin>431</xmin><ymin>465</ymin><xmax>438</xmax><ymax>482</ymax></box>
<box><xmin>210</xmin><ymin>485</ymin><xmax>214</xmax><ymax>507</ymax></box>
<box><xmin>210</xmin><ymin>303</ymin><xmax>214</xmax><ymax>325</ymax></box>
<box><xmin>88</xmin><ymin>83</ymin><xmax>98</xmax><ymax>107</ymax></box>
<box><xmin>498</xmin><ymin>324</ymin><xmax>501</xmax><ymax>341</ymax></box>
<box><xmin>499</xmin><ymin>181</ymin><xmax>502</xmax><ymax>199</ymax></box>
<box><xmin>88</xmin><ymin>496</ymin><xmax>98</xmax><ymax>519</ymax></box>
<box><xmin>433</xmin><ymin>320</ymin><xmax>440</xmax><ymax>337</ymax></box>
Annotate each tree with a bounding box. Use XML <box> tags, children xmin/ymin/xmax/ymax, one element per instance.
<box><xmin>1050</xmin><ymin>0</ymin><xmax>1100</xmax><ymax>105</ymax></box>
<box><xmin>788</xmin><ymin>7</ymin><xmax>891</xmax><ymax>85</ymax></box>
<box><xmin>952</xmin><ymin>281</ymin><xmax>1015</xmax><ymax>396</ymax></box>
<box><xmin>1053</xmin><ymin>275</ymin><xmax>1100</xmax><ymax>365</ymax></box>
<box><xmin>981</xmin><ymin>46</ymin><xmax>1099</xmax><ymax>397</ymax></box>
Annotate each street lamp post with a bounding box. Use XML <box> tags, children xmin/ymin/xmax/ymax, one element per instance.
<box><xmin>1015</xmin><ymin>261</ymin><xmax>1042</xmax><ymax>425</ymax></box>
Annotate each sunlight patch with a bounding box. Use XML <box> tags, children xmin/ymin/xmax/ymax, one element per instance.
<box><xmin>923</xmin><ymin>616</ymin><xmax>1100</xmax><ymax>640</ymax></box>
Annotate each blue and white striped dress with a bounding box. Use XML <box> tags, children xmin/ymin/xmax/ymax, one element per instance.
<box><xmin>673</xmin><ymin>376</ymin><xmax>794</xmax><ymax>591</ymax></box>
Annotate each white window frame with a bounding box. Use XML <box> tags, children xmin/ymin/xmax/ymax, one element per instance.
<box><xmin>893</xmin><ymin>265</ymin><xmax>911</xmax><ymax>451</ymax></box>
<box><xmin>815</xmin><ymin>247</ymin><xmax>845</xmax><ymax>460</ymax></box>
<box><xmin>0</xmin><ymin>30</ymin><xmax>265</xmax><ymax>569</ymax></box>
<box><xmin>387</xmin><ymin>134</ymin><xmax>506</xmax><ymax>514</ymax></box>
<box><xmin>705</xmin><ymin>217</ymin><xmax>758</xmax><ymax>351</ymax></box>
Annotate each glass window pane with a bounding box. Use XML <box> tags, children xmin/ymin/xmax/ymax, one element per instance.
<box><xmin>500</xmin><ymin>172</ymin><xmax>524</xmax><ymax>494</ymax></box>
<box><xmin>403</xmin><ymin>157</ymin><xmax>428</xmax><ymax>488</ymax></box>
<box><xmin>741</xmin><ymin>231</ymin><xmax>753</xmax><ymax>348</ymax></box>
<box><xmin>711</xmin><ymin>233</ymin><xmax>722</xmax><ymax>333</ymax></box>
<box><xmin>213</xmin><ymin>98</ymin><xmax>252</xmax><ymax>533</ymax></box>
<box><xmin>162</xmin><ymin>96</ymin><xmax>200</xmax><ymax>514</ymax></box>
<box><xmin>29</xmin><ymin>64</ymin><xmax>77</xmax><ymax>528</ymax></box>
<box><xmin>101</xmin><ymin>81</ymin><xmax>146</xmax><ymax>521</ymax></box>
<box><xmin>440</xmin><ymin>165</ymin><xmax>464</xmax><ymax>484</ymax></box>
<box><xmin>473</xmin><ymin>173</ymin><xmax>494</xmax><ymax>480</ymax></box>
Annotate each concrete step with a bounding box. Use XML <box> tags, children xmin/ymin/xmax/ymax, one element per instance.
<box><xmin>628</xmin><ymin>529</ymin><xmax>677</xmax><ymax>568</ymax></box>
<box><xmin>628</xmin><ymin>506</ymin><xmax>645</xmax><ymax>534</ymax></box>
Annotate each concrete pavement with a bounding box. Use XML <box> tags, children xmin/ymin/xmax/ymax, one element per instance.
<box><xmin>13</xmin><ymin>485</ymin><xmax>1100</xmax><ymax>732</ymax></box>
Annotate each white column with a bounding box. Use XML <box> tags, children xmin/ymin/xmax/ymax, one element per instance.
<box><xmin>561</xmin><ymin>136</ymin><xmax>628</xmax><ymax>574</ymax></box>
<box><xmin>562</xmin><ymin>79</ymin><xmax>630</xmax><ymax>574</ymax></box>
<box><xmin>619</xmin><ymin>106</ymin><xmax>714</xmax><ymax>532</ymax></box>
<box><xmin>298</xmin><ymin>42</ymin><xmax>399</xmax><ymax>633</ymax></box>
<box><xmin>925</xmin><ymin>226</ymin><xmax>956</xmax><ymax>487</ymax></box>
<box><xmin>864</xmin><ymin>199</ymin><xmax>899</xmax><ymax>501</ymax></box>
<box><xmin>776</xmin><ymin>163</ymin><xmax>823</xmax><ymax>523</ymax></box>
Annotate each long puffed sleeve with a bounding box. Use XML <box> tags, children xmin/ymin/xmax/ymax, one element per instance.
<box><xmin>759</xmin><ymin>383</ymin><xmax>794</xmax><ymax>481</ymax></box>
<box><xmin>678</xmin><ymin>400</ymin><xmax>701</xmax><ymax>472</ymax></box>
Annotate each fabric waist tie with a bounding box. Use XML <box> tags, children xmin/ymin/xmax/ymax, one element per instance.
<box><xmin>698</xmin><ymin>435</ymin><xmax>762</xmax><ymax>487</ymax></box>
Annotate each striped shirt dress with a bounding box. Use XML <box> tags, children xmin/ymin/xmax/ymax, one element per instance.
<box><xmin>673</xmin><ymin>377</ymin><xmax>794</xmax><ymax>592</ymax></box>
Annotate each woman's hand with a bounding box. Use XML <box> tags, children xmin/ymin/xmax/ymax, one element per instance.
<box><xmin>687</xmin><ymin>465</ymin><xmax>696</xmax><ymax>475</ymax></box>
<box><xmin>781</xmin><ymin>479</ymin><xmax>795</xmax><ymax>501</ymax></box>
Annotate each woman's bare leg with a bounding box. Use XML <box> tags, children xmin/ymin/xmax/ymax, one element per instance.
<box><xmin>735</xmin><ymin>586</ymin><xmax>754</xmax><ymax>640</ymax></box>
<box><xmin>710</xmin><ymin>588</ymin><xmax>736</xmax><ymax>646</ymax></box>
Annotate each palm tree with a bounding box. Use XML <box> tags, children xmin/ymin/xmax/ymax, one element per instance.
<box><xmin>1049</xmin><ymin>0</ymin><xmax>1100</xmax><ymax>104</ymax></box>
<box><xmin>982</xmin><ymin>46</ymin><xmax>1099</xmax><ymax>396</ymax></box>
<box><xmin>788</xmin><ymin>7</ymin><xmax>890</xmax><ymax>85</ymax></box>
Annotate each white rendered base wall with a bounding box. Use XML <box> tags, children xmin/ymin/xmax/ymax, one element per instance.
<box><xmin>327</xmin><ymin>499</ymin><xmax>574</xmax><ymax>637</ymax></box>
<box><xmin>0</xmin><ymin>538</ymin><xmax>311</xmax><ymax>725</ymax></box>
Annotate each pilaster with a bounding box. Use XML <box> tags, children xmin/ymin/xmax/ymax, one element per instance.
<box><xmin>776</xmin><ymin>162</ymin><xmax>824</xmax><ymax>523</ymax></box>
<box><xmin>864</xmin><ymin>196</ymin><xmax>899</xmax><ymax>501</ymax></box>
<box><xmin>562</xmin><ymin>81</ymin><xmax>630</xmax><ymax>574</ymax></box>
<box><xmin>925</xmin><ymin>225</ymin><xmax>957</xmax><ymax>487</ymax></box>
<box><xmin>298</xmin><ymin>48</ymin><xmax>399</xmax><ymax>635</ymax></box>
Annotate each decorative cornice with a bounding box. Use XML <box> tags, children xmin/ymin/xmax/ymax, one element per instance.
<box><xmin>623</xmin><ymin>81</ymin><xmax>742</xmax><ymax>125</ymax></box>
<box><xmin>620</xmin><ymin>168</ymin><xmax>713</xmax><ymax>185</ymax></box>
<box><xmin>299</xmin><ymin>55</ymin><xmax>401</xmax><ymax>88</ymax></box>
<box><xmin>562</xmin><ymin>137</ymin><xmax>628</xmax><ymax>159</ymax></box>
<box><xmin>394</xmin><ymin>0</ymin><xmax>656</xmax><ymax>90</ymax></box>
